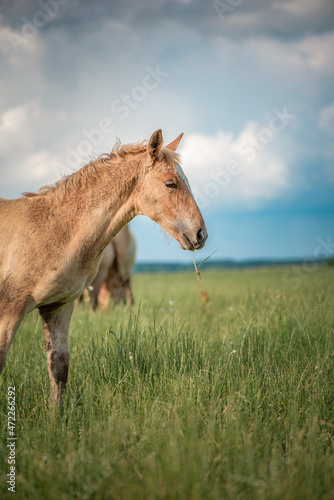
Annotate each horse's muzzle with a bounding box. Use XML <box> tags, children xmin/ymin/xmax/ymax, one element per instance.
<box><xmin>182</xmin><ymin>227</ymin><xmax>208</xmax><ymax>250</ymax></box>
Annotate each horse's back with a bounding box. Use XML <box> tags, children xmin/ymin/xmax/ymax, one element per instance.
<box><xmin>0</xmin><ymin>196</ymin><xmax>27</xmax><ymax>230</ymax></box>
<box><xmin>0</xmin><ymin>197</ymin><xmax>28</xmax><ymax>260</ymax></box>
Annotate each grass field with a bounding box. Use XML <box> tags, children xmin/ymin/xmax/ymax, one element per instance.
<box><xmin>1</xmin><ymin>266</ymin><xmax>334</xmax><ymax>499</ymax></box>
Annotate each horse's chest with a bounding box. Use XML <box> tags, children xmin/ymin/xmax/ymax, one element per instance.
<box><xmin>34</xmin><ymin>257</ymin><xmax>101</xmax><ymax>307</ymax></box>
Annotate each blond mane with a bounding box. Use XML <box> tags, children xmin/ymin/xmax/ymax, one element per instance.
<box><xmin>97</xmin><ymin>140</ymin><xmax>180</xmax><ymax>165</ymax></box>
<box><xmin>23</xmin><ymin>139</ymin><xmax>180</xmax><ymax>200</ymax></box>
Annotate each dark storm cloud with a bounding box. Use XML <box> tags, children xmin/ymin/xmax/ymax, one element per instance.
<box><xmin>2</xmin><ymin>0</ymin><xmax>334</xmax><ymax>40</ymax></box>
<box><xmin>131</xmin><ymin>0</ymin><xmax>334</xmax><ymax>40</ymax></box>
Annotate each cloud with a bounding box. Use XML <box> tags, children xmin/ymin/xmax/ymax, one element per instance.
<box><xmin>318</xmin><ymin>102</ymin><xmax>334</xmax><ymax>134</ymax></box>
<box><xmin>25</xmin><ymin>149</ymin><xmax>56</xmax><ymax>182</ymax></box>
<box><xmin>317</xmin><ymin>102</ymin><xmax>334</xmax><ymax>184</ymax></box>
<box><xmin>215</xmin><ymin>0</ymin><xmax>334</xmax><ymax>39</ymax></box>
<box><xmin>2</xmin><ymin>0</ymin><xmax>333</xmax><ymax>41</ymax></box>
<box><xmin>0</xmin><ymin>0</ymin><xmax>332</xmax><ymax>211</ymax></box>
<box><xmin>0</xmin><ymin>16</ymin><xmax>43</xmax><ymax>64</ymax></box>
<box><xmin>215</xmin><ymin>31</ymin><xmax>334</xmax><ymax>78</ymax></box>
<box><xmin>15</xmin><ymin>149</ymin><xmax>55</xmax><ymax>184</ymax></box>
<box><xmin>0</xmin><ymin>102</ymin><xmax>42</xmax><ymax>154</ymax></box>
<box><xmin>1</xmin><ymin>145</ymin><xmax>57</xmax><ymax>191</ymax></box>
<box><xmin>0</xmin><ymin>102</ymin><xmax>62</xmax><ymax>189</ymax></box>
<box><xmin>180</xmin><ymin>123</ymin><xmax>290</xmax><ymax>210</ymax></box>
<box><xmin>272</xmin><ymin>0</ymin><xmax>320</xmax><ymax>14</ymax></box>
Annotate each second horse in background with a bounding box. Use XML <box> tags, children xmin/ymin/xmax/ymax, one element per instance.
<box><xmin>87</xmin><ymin>225</ymin><xmax>136</xmax><ymax>309</ymax></box>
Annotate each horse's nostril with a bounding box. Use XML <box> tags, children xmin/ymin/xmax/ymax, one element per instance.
<box><xmin>197</xmin><ymin>228</ymin><xmax>204</xmax><ymax>243</ymax></box>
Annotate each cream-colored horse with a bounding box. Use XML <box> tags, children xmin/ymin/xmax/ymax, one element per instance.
<box><xmin>87</xmin><ymin>225</ymin><xmax>136</xmax><ymax>309</ymax></box>
<box><xmin>0</xmin><ymin>130</ymin><xmax>207</xmax><ymax>408</ymax></box>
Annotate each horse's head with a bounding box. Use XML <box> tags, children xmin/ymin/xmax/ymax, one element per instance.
<box><xmin>136</xmin><ymin>129</ymin><xmax>208</xmax><ymax>251</ymax></box>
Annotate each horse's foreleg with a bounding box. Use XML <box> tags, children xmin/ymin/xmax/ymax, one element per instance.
<box><xmin>39</xmin><ymin>301</ymin><xmax>74</xmax><ymax>408</ymax></box>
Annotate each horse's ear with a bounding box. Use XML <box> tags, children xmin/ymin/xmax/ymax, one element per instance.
<box><xmin>166</xmin><ymin>133</ymin><xmax>184</xmax><ymax>151</ymax></box>
<box><xmin>148</xmin><ymin>129</ymin><xmax>163</xmax><ymax>159</ymax></box>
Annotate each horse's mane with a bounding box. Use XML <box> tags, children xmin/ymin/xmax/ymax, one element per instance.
<box><xmin>23</xmin><ymin>139</ymin><xmax>179</xmax><ymax>199</ymax></box>
<box><xmin>108</xmin><ymin>139</ymin><xmax>179</xmax><ymax>165</ymax></box>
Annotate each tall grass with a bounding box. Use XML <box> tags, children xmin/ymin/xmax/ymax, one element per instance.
<box><xmin>1</xmin><ymin>267</ymin><xmax>333</xmax><ymax>499</ymax></box>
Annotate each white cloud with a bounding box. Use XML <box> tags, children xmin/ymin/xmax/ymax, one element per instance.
<box><xmin>215</xmin><ymin>31</ymin><xmax>334</xmax><ymax>77</ymax></box>
<box><xmin>1</xmin><ymin>147</ymin><xmax>57</xmax><ymax>191</ymax></box>
<box><xmin>0</xmin><ymin>102</ymin><xmax>63</xmax><ymax>190</ymax></box>
<box><xmin>24</xmin><ymin>149</ymin><xmax>56</xmax><ymax>182</ymax></box>
<box><xmin>180</xmin><ymin>124</ymin><xmax>289</xmax><ymax>209</ymax></box>
<box><xmin>296</xmin><ymin>32</ymin><xmax>334</xmax><ymax>73</ymax></box>
<box><xmin>318</xmin><ymin>102</ymin><xmax>334</xmax><ymax>134</ymax></box>
<box><xmin>13</xmin><ymin>149</ymin><xmax>55</xmax><ymax>184</ymax></box>
<box><xmin>0</xmin><ymin>102</ymin><xmax>41</xmax><ymax>154</ymax></box>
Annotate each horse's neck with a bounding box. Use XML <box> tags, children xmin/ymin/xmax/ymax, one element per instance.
<box><xmin>59</xmin><ymin>158</ymin><xmax>139</xmax><ymax>260</ymax></box>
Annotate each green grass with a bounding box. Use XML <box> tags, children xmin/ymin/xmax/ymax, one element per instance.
<box><xmin>1</xmin><ymin>266</ymin><xmax>334</xmax><ymax>499</ymax></box>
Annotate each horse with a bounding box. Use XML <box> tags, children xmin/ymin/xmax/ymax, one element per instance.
<box><xmin>0</xmin><ymin>129</ymin><xmax>207</xmax><ymax>408</ymax></box>
<box><xmin>109</xmin><ymin>224</ymin><xmax>136</xmax><ymax>305</ymax></box>
<box><xmin>85</xmin><ymin>224</ymin><xmax>136</xmax><ymax>309</ymax></box>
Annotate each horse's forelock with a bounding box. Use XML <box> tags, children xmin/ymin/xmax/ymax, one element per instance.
<box><xmin>159</xmin><ymin>147</ymin><xmax>180</xmax><ymax>167</ymax></box>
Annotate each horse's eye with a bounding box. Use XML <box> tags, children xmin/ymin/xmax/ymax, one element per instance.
<box><xmin>164</xmin><ymin>180</ymin><xmax>177</xmax><ymax>189</ymax></box>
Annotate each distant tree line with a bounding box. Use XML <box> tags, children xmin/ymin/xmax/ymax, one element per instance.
<box><xmin>133</xmin><ymin>258</ymin><xmax>330</xmax><ymax>273</ymax></box>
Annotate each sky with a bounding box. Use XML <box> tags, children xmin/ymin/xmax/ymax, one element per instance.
<box><xmin>0</xmin><ymin>0</ymin><xmax>333</xmax><ymax>263</ymax></box>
